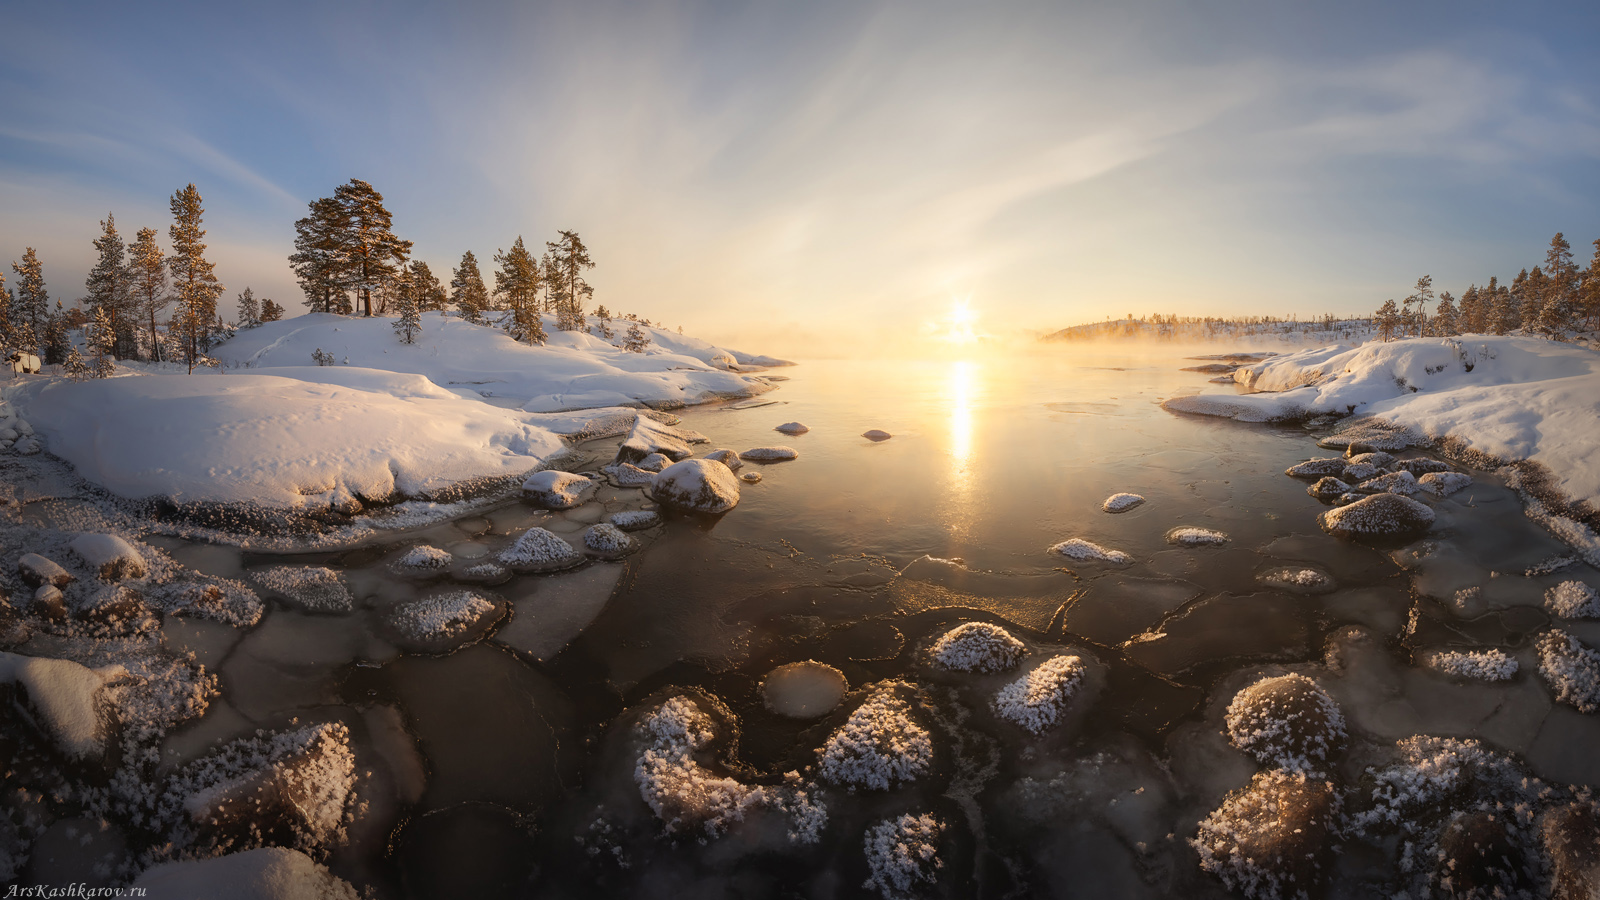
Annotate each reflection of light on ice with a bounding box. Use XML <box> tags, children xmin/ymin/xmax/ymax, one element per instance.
<box><xmin>944</xmin><ymin>360</ymin><xmax>978</xmax><ymax>538</ymax></box>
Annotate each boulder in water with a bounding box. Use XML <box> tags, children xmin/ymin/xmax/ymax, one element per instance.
<box><xmin>1307</xmin><ymin>477</ymin><xmax>1350</xmax><ymax>501</ymax></box>
<box><xmin>862</xmin><ymin>430</ymin><xmax>893</xmax><ymax>442</ymax></box>
<box><xmin>69</xmin><ymin>534</ymin><xmax>146</xmax><ymax>581</ymax></box>
<box><xmin>702</xmin><ymin>449</ymin><xmax>742</xmax><ymax>470</ymax></box>
<box><xmin>650</xmin><ymin>459</ymin><xmax>741</xmax><ymax>514</ymax></box>
<box><xmin>775</xmin><ymin>422</ymin><xmax>809</xmax><ymax>435</ymax></box>
<box><xmin>739</xmin><ymin>446</ymin><xmax>799</xmax><ymax>462</ymax></box>
<box><xmin>521</xmin><ymin>471</ymin><xmax>597</xmax><ymax>509</ymax></box>
<box><xmin>582</xmin><ymin>523</ymin><xmax>635</xmax><ymax>558</ymax></box>
<box><xmin>1284</xmin><ymin>458</ymin><xmax>1347</xmax><ymax>479</ymax></box>
<box><xmin>1320</xmin><ymin>493</ymin><xmax>1434</xmax><ymax>541</ymax></box>
<box><xmin>1192</xmin><ymin>770</ymin><xmax>1342</xmax><ymax>900</ymax></box>
<box><xmin>498</xmin><ymin>527</ymin><xmax>583</xmax><ymax>573</ymax></box>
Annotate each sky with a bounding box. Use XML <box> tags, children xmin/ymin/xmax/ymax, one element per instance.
<box><xmin>2</xmin><ymin>0</ymin><xmax>1599</xmax><ymax>357</ymax></box>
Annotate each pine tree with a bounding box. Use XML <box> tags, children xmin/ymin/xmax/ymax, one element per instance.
<box><xmin>1582</xmin><ymin>239</ymin><xmax>1600</xmax><ymax>333</ymax></box>
<box><xmin>62</xmin><ymin>346</ymin><xmax>90</xmax><ymax>382</ymax></box>
<box><xmin>9</xmin><ymin>248</ymin><xmax>49</xmax><ymax>351</ymax></box>
<box><xmin>334</xmin><ymin>179</ymin><xmax>412</xmax><ymax>317</ymax></box>
<box><xmin>260</xmin><ymin>297</ymin><xmax>285</xmax><ymax>323</ymax></box>
<box><xmin>87</xmin><ymin>306</ymin><xmax>116</xmax><ymax>378</ymax></box>
<box><xmin>623</xmin><ymin>321</ymin><xmax>651</xmax><ymax>352</ymax></box>
<box><xmin>590</xmin><ymin>304</ymin><xmax>614</xmax><ymax>340</ymax></box>
<box><xmin>235</xmin><ymin>287</ymin><xmax>261</xmax><ymax>328</ymax></box>
<box><xmin>1539</xmin><ymin>233</ymin><xmax>1578</xmax><ymax>336</ymax></box>
<box><xmin>1509</xmin><ymin>268</ymin><xmax>1537</xmax><ymax>331</ymax></box>
<box><xmin>1374</xmin><ymin>299</ymin><xmax>1400</xmax><ymax>341</ymax></box>
<box><xmin>451</xmin><ymin>251</ymin><xmax>490</xmax><ymax>324</ymax></box>
<box><xmin>410</xmin><ymin>261</ymin><xmax>448</xmax><ymax>311</ymax></box>
<box><xmin>392</xmin><ymin>272</ymin><xmax>422</xmax><ymax>344</ymax></box>
<box><xmin>1457</xmin><ymin>285</ymin><xmax>1481</xmax><ymax>333</ymax></box>
<box><xmin>85</xmin><ymin>214</ymin><xmax>131</xmax><ymax>359</ymax></box>
<box><xmin>125</xmin><ymin>228</ymin><xmax>169</xmax><ymax>362</ymax></box>
<box><xmin>493</xmin><ymin>236</ymin><xmax>544</xmax><ymax>343</ymax></box>
<box><xmin>545</xmin><ymin>230</ymin><xmax>593</xmax><ymax>331</ymax></box>
<box><xmin>1432</xmin><ymin>291</ymin><xmax>1458</xmax><ymax>336</ymax></box>
<box><xmin>0</xmin><ymin>272</ymin><xmax>13</xmax><ymax>353</ymax></box>
<box><xmin>290</xmin><ymin>196</ymin><xmax>350</xmax><ymax>314</ymax></box>
<box><xmin>1402</xmin><ymin>276</ymin><xmax>1433</xmax><ymax>338</ymax></box>
<box><xmin>42</xmin><ymin>303</ymin><xmax>71</xmax><ymax>365</ymax></box>
<box><xmin>168</xmin><ymin>184</ymin><xmax>225</xmax><ymax>374</ymax></box>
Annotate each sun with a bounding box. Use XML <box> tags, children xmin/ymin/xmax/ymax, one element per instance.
<box><xmin>942</xmin><ymin>300</ymin><xmax>979</xmax><ymax>345</ymax></box>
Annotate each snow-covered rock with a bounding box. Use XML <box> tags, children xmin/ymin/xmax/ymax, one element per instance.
<box><xmin>1255</xmin><ymin>566</ymin><xmax>1336</xmax><ymax>594</ymax></box>
<box><xmin>605</xmin><ymin>462</ymin><xmax>657</xmax><ymax>487</ymax></box>
<box><xmin>131</xmin><ymin>847</ymin><xmax>361</xmax><ymax>900</ymax></box>
<box><xmin>1224</xmin><ymin>674</ymin><xmax>1346</xmax><ymax>773</ymax></box>
<box><xmin>18</xmin><ymin>552</ymin><xmax>75</xmax><ymax>588</ymax></box>
<box><xmin>740</xmin><ymin>472</ymin><xmax>762</xmax><ymax>484</ymax></box>
<box><xmin>1341</xmin><ymin>461</ymin><xmax>1382</xmax><ymax>483</ymax></box>
<box><xmin>1192</xmin><ymin>770</ymin><xmax>1341</xmax><ymax>900</ymax></box>
<box><xmin>775</xmin><ymin>422</ymin><xmax>809</xmax><ymax>435</ymax></box>
<box><xmin>739</xmin><ymin>446</ymin><xmax>799</xmax><ymax>462</ymax></box>
<box><xmin>389</xmin><ymin>544</ymin><xmax>452</xmax><ymax>575</ymax></box>
<box><xmin>582</xmin><ymin>523</ymin><xmax>635</xmax><ymax>558</ymax></box>
<box><xmin>616</xmin><ymin>414</ymin><xmax>701</xmax><ymax>464</ymax></box>
<box><xmin>69</xmin><ymin>533</ymin><xmax>147</xmax><ymax>581</ymax></box>
<box><xmin>761</xmin><ymin>661</ymin><xmax>848</xmax><ymax>718</ymax></box>
<box><xmin>1419</xmin><ymin>470</ymin><xmax>1473</xmax><ymax>497</ymax></box>
<box><xmin>1537</xmin><ymin>629</ymin><xmax>1600</xmax><ymax>713</ymax></box>
<box><xmin>993</xmin><ymin>655</ymin><xmax>1087</xmax><ymax>734</ymax></box>
<box><xmin>1048</xmin><ymin>538</ymin><xmax>1130</xmax><ymax>565</ymax></box>
<box><xmin>521</xmin><ymin>470</ymin><xmax>597</xmax><ymax>509</ymax></box>
<box><xmin>862</xmin><ymin>814</ymin><xmax>943</xmax><ymax>899</ymax></box>
<box><xmin>29</xmin><ymin>584</ymin><xmax>68</xmax><ymax>621</ymax></box>
<box><xmin>702</xmin><ymin>448</ymin><xmax>742</xmax><ymax>471</ymax></box>
<box><xmin>1284</xmin><ymin>458</ymin><xmax>1348</xmax><ymax>479</ymax></box>
<box><xmin>928</xmin><ymin>622</ymin><xmax>1026</xmax><ymax>673</ymax></box>
<box><xmin>1419</xmin><ymin>648</ymin><xmax>1518</xmax><ymax>681</ymax></box>
<box><xmin>252</xmin><ymin>567</ymin><xmax>352</xmax><ymax>613</ymax></box>
<box><xmin>818</xmin><ymin>685</ymin><xmax>932</xmax><ymax>790</ymax></box>
<box><xmin>1397</xmin><ymin>457</ymin><xmax>1452</xmax><ymax>476</ymax></box>
<box><xmin>498</xmin><ymin>527</ymin><xmax>583</xmax><ymax>573</ymax></box>
<box><xmin>1545</xmin><ymin>581</ymin><xmax>1600</xmax><ymax>618</ymax></box>
<box><xmin>861</xmin><ymin>430</ymin><xmax>893</xmax><ymax>442</ymax></box>
<box><xmin>1101</xmin><ymin>492</ymin><xmax>1145</xmax><ymax>513</ymax></box>
<box><xmin>1307</xmin><ymin>477</ymin><xmax>1351</xmax><ymax>501</ymax></box>
<box><xmin>1319</xmin><ymin>493</ymin><xmax>1434</xmax><ymax>540</ymax></box>
<box><xmin>0</xmin><ymin>651</ymin><xmax>119</xmax><ymax>761</ymax></box>
<box><xmin>383</xmin><ymin>589</ymin><xmax>505</xmax><ymax>654</ymax></box>
<box><xmin>650</xmin><ymin>458</ymin><xmax>741</xmax><ymax>514</ymax></box>
<box><xmin>609</xmin><ymin>510</ymin><xmax>661</xmax><ymax>531</ymax></box>
<box><xmin>636</xmin><ymin>452</ymin><xmax>672</xmax><ymax>473</ymax></box>
<box><xmin>1166</xmin><ymin>526</ymin><xmax>1229</xmax><ymax>546</ymax></box>
<box><xmin>1355</xmin><ymin>470</ymin><xmax>1420</xmax><ymax>495</ymax></box>
<box><xmin>1346</xmin><ymin>450</ymin><xmax>1396</xmax><ymax>469</ymax></box>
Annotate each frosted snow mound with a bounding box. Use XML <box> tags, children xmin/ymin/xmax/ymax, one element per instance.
<box><xmin>1101</xmin><ymin>492</ymin><xmax>1145</xmax><ymax>513</ymax></box>
<box><xmin>1192</xmin><ymin>770</ymin><xmax>1341</xmax><ymax>900</ymax></box>
<box><xmin>1537</xmin><ymin>630</ymin><xmax>1600</xmax><ymax>713</ymax></box>
<box><xmin>583</xmin><ymin>523</ymin><xmax>635</xmax><ymax>557</ymax></box>
<box><xmin>702</xmin><ymin>449</ymin><xmax>742</xmax><ymax>471</ymax></box>
<box><xmin>69</xmin><ymin>533</ymin><xmax>147</xmax><ymax>581</ymax></box>
<box><xmin>775</xmin><ymin>422</ymin><xmax>809</xmax><ymax>435</ymax></box>
<box><xmin>650</xmin><ymin>459</ymin><xmax>741</xmax><ymax>514</ymax></box>
<box><xmin>1356</xmin><ymin>470</ymin><xmax>1420</xmax><ymax>495</ymax></box>
<box><xmin>1320</xmin><ymin>493</ymin><xmax>1434</xmax><ymax>540</ymax></box>
<box><xmin>819</xmin><ymin>685</ymin><xmax>933</xmax><ymax>790</ymax></box>
<box><xmin>1418</xmin><ymin>471</ymin><xmax>1473</xmax><ymax>497</ymax></box>
<box><xmin>521</xmin><ymin>471</ymin><xmax>597</xmax><ymax>509</ymax></box>
<box><xmin>928</xmin><ymin>622</ymin><xmax>1026</xmax><ymax>673</ymax></box>
<box><xmin>862</xmin><ymin>814</ymin><xmax>944</xmax><ymax>900</ymax></box>
<box><xmin>862</xmin><ymin>430</ymin><xmax>893</xmax><ymax>442</ymax></box>
<box><xmin>993</xmin><ymin>655</ymin><xmax>1087</xmax><ymax>734</ymax></box>
<box><xmin>158</xmin><ymin>723</ymin><xmax>357</xmax><ymax>859</ymax></box>
<box><xmin>1048</xmin><ymin>538</ymin><xmax>1130</xmax><ymax>565</ymax></box>
<box><xmin>131</xmin><ymin>847</ymin><xmax>361</xmax><ymax>900</ymax></box>
<box><xmin>386</xmin><ymin>590</ymin><xmax>502</xmax><ymax>652</ymax></box>
<box><xmin>252</xmin><ymin>567</ymin><xmax>351</xmax><ymax>613</ymax></box>
<box><xmin>498</xmin><ymin>527</ymin><xmax>583</xmax><ymax>573</ymax></box>
<box><xmin>1347</xmin><ymin>736</ymin><xmax>1532</xmax><ymax>839</ymax></box>
<box><xmin>1256</xmin><ymin>567</ymin><xmax>1336</xmax><ymax>594</ymax></box>
<box><xmin>739</xmin><ymin>446</ymin><xmax>799</xmax><ymax>461</ymax></box>
<box><xmin>1308</xmin><ymin>477</ymin><xmax>1351</xmax><ymax>501</ymax></box>
<box><xmin>1225</xmin><ymin>674</ymin><xmax>1346</xmax><ymax>773</ymax></box>
<box><xmin>1420</xmin><ymin>648</ymin><xmax>1519</xmax><ymax>681</ymax></box>
<box><xmin>1545</xmin><ymin>581</ymin><xmax>1600</xmax><ymax>618</ymax></box>
<box><xmin>1284</xmin><ymin>458</ymin><xmax>1347</xmax><ymax>479</ymax></box>
<box><xmin>1167</xmin><ymin>526</ymin><xmax>1229</xmax><ymax>546</ymax></box>
<box><xmin>609</xmin><ymin>510</ymin><xmax>661</xmax><ymax>531</ymax></box>
<box><xmin>391</xmin><ymin>544</ymin><xmax>452</xmax><ymax>573</ymax></box>
<box><xmin>0</xmin><ymin>651</ymin><xmax>119</xmax><ymax>760</ymax></box>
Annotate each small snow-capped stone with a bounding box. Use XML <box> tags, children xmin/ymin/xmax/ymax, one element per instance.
<box><xmin>1546</xmin><ymin>581</ymin><xmax>1600</xmax><ymax>618</ymax></box>
<box><xmin>253</xmin><ymin>566</ymin><xmax>352</xmax><ymax>613</ymax></box>
<box><xmin>636</xmin><ymin>452</ymin><xmax>672</xmax><ymax>473</ymax></box>
<box><xmin>993</xmin><ymin>655</ymin><xmax>1087</xmax><ymax>734</ymax></box>
<box><xmin>522</xmin><ymin>470</ymin><xmax>598</xmax><ymax>509</ymax></box>
<box><xmin>1225</xmin><ymin>673</ymin><xmax>1346</xmax><ymax>773</ymax></box>
<box><xmin>1538</xmin><ymin>630</ymin><xmax>1600</xmax><ymax>713</ymax></box>
<box><xmin>456</xmin><ymin>561</ymin><xmax>509</xmax><ymax>585</ymax></box>
<box><xmin>1318</xmin><ymin>422</ymin><xmax>1413</xmax><ymax>452</ymax></box>
<box><xmin>606</xmin><ymin>462</ymin><xmax>657</xmax><ymax>486</ymax></box>
<box><xmin>69</xmin><ymin>533</ymin><xmax>146</xmax><ymax>581</ymax></box>
<box><xmin>391</xmin><ymin>544</ymin><xmax>452</xmax><ymax>573</ymax></box>
<box><xmin>862</xmin><ymin>430</ymin><xmax>893</xmax><ymax>442</ymax></box>
<box><xmin>1101</xmin><ymin>492</ymin><xmax>1145</xmax><ymax>513</ymax></box>
<box><xmin>18</xmin><ymin>552</ymin><xmax>75</xmax><ymax>588</ymax></box>
<box><xmin>30</xmin><ymin>585</ymin><xmax>68</xmax><ymax>621</ymax></box>
<box><xmin>762</xmin><ymin>661</ymin><xmax>848</xmax><ymax>718</ymax></box>
<box><xmin>1341</xmin><ymin>462</ymin><xmax>1381</xmax><ymax>483</ymax></box>
<box><xmin>863</xmin><ymin>814</ymin><xmax>944</xmax><ymax>899</ymax></box>
<box><xmin>1419</xmin><ymin>471</ymin><xmax>1472</xmax><ymax>497</ymax></box>
<box><xmin>1346</xmin><ymin>450</ymin><xmax>1395</xmax><ymax>469</ymax></box>
<box><xmin>1166</xmin><ymin>526</ymin><xmax>1228</xmax><ymax>546</ymax></box>
<box><xmin>1048</xmin><ymin>538</ymin><xmax>1130</xmax><ymax>565</ymax></box>
<box><xmin>702</xmin><ymin>448</ymin><xmax>742</xmax><ymax>470</ymax></box>
<box><xmin>740</xmin><ymin>446</ymin><xmax>799</xmax><ymax>461</ymax></box>
<box><xmin>609</xmin><ymin>510</ymin><xmax>661</xmax><ymax>531</ymax></box>
<box><xmin>775</xmin><ymin>422</ymin><xmax>809</xmax><ymax>435</ymax></box>
<box><xmin>0</xmin><ymin>651</ymin><xmax>119</xmax><ymax>761</ymax></box>
<box><xmin>1307</xmin><ymin>476</ymin><xmax>1351</xmax><ymax>501</ymax></box>
<box><xmin>818</xmin><ymin>685</ymin><xmax>932</xmax><ymax>790</ymax></box>
<box><xmin>1420</xmin><ymin>648</ymin><xmax>1518</xmax><ymax>681</ymax></box>
<box><xmin>740</xmin><ymin>472</ymin><xmax>762</xmax><ymax>484</ymax></box>
<box><xmin>385</xmin><ymin>590</ymin><xmax>503</xmax><ymax>652</ymax></box>
<box><xmin>1284</xmin><ymin>458</ymin><xmax>1348</xmax><ymax>479</ymax></box>
<box><xmin>1256</xmin><ymin>566</ymin><xmax>1336</xmax><ymax>594</ymax></box>
<box><xmin>498</xmin><ymin>527</ymin><xmax>583</xmax><ymax>573</ymax></box>
<box><xmin>1356</xmin><ymin>470</ymin><xmax>1420</xmax><ymax>495</ymax></box>
<box><xmin>583</xmin><ymin>523</ymin><xmax>634</xmax><ymax>557</ymax></box>
<box><xmin>1320</xmin><ymin>492</ymin><xmax>1434</xmax><ymax>540</ymax></box>
<box><xmin>928</xmin><ymin>622</ymin><xmax>1026</xmax><ymax>673</ymax></box>
<box><xmin>1396</xmin><ymin>457</ymin><xmax>1451</xmax><ymax>476</ymax></box>
<box><xmin>651</xmin><ymin>458</ymin><xmax>741</xmax><ymax>514</ymax></box>
<box><xmin>1192</xmin><ymin>770</ymin><xmax>1341</xmax><ymax>900</ymax></box>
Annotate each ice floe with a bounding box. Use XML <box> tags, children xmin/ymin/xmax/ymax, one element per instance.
<box><xmin>761</xmin><ymin>661</ymin><xmax>848</xmax><ymax>718</ymax></box>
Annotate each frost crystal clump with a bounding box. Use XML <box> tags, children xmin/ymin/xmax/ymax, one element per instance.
<box><xmin>993</xmin><ymin>655</ymin><xmax>1086</xmax><ymax>734</ymax></box>
<box><xmin>498</xmin><ymin>527</ymin><xmax>582</xmax><ymax>572</ymax></box>
<box><xmin>862</xmin><ymin>814</ymin><xmax>943</xmax><ymax>900</ymax></box>
<box><xmin>928</xmin><ymin>622</ymin><xmax>1026</xmax><ymax>673</ymax></box>
<box><xmin>1256</xmin><ymin>567</ymin><xmax>1335</xmax><ymax>594</ymax></box>
<box><xmin>1048</xmin><ymin>538</ymin><xmax>1130</xmax><ymax>565</ymax></box>
<box><xmin>819</xmin><ymin>685</ymin><xmax>933</xmax><ymax>790</ymax></box>
<box><xmin>252</xmin><ymin>566</ymin><xmax>351</xmax><ymax>613</ymax></box>
<box><xmin>1101</xmin><ymin>492</ymin><xmax>1145</xmax><ymax>513</ymax></box>
<box><xmin>1224</xmin><ymin>674</ymin><xmax>1346</xmax><ymax>773</ymax></box>
<box><xmin>391</xmin><ymin>544</ymin><xmax>451</xmax><ymax>573</ymax></box>
<box><xmin>1537</xmin><ymin>630</ymin><xmax>1600</xmax><ymax>713</ymax></box>
<box><xmin>1193</xmin><ymin>770</ymin><xmax>1341</xmax><ymax>900</ymax></box>
<box><xmin>1166</xmin><ymin>527</ymin><xmax>1229</xmax><ymax>546</ymax></box>
<box><xmin>388</xmin><ymin>591</ymin><xmax>496</xmax><ymax>643</ymax></box>
<box><xmin>1356</xmin><ymin>469</ymin><xmax>1420</xmax><ymax>495</ymax></box>
<box><xmin>583</xmin><ymin>523</ymin><xmax>634</xmax><ymax>556</ymax></box>
<box><xmin>1421</xmin><ymin>649</ymin><xmax>1519</xmax><ymax>682</ymax></box>
<box><xmin>1419</xmin><ymin>471</ymin><xmax>1472</xmax><ymax>497</ymax></box>
<box><xmin>1544</xmin><ymin>581</ymin><xmax>1600</xmax><ymax>619</ymax></box>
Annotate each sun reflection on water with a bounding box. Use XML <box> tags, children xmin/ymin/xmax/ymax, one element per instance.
<box><xmin>943</xmin><ymin>359</ymin><xmax>979</xmax><ymax>539</ymax></box>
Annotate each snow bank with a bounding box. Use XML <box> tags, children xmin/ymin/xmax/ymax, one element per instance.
<box><xmin>131</xmin><ymin>847</ymin><xmax>361</xmax><ymax>900</ymax></box>
<box><xmin>818</xmin><ymin>684</ymin><xmax>932</xmax><ymax>790</ymax></box>
<box><xmin>862</xmin><ymin>814</ymin><xmax>944</xmax><ymax>899</ymax></box>
<box><xmin>1048</xmin><ymin>538</ymin><xmax>1131</xmax><ymax>565</ymax></box>
<box><xmin>993</xmin><ymin>655</ymin><xmax>1087</xmax><ymax>734</ymax></box>
<box><xmin>928</xmin><ymin>622</ymin><xmax>1026</xmax><ymax>673</ymax></box>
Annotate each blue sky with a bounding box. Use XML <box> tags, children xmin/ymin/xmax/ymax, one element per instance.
<box><xmin>2</xmin><ymin>0</ymin><xmax>1598</xmax><ymax>355</ymax></box>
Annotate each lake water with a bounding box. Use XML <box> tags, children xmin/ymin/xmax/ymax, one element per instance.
<box><xmin>128</xmin><ymin>349</ymin><xmax>1600</xmax><ymax>897</ymax></box>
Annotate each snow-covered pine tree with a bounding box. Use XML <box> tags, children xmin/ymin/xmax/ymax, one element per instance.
<box><xmin>9</xmin><ymin>248</ymin><xmax>49</xmax><ymax>351</ymax></box>
<box><xmin>451</xmin><ymin>251</ymin><xmax>490</xmax><ymax>324</ymax></box>
<box><xmin>290</xmin><ymin>196</ymin><xmax>351</xmax><ymax>314</ymax></box>
<box><xmin>86</xmin><ymin>307</ymin><xmax>116</xmax><ymax>378</ymax></box>
<box><xmin>260</xmin><ymin>298</ymin><xmax>285</xmax><ymax>322</ymax></box>
<box><xmin>167</xmin><ymin>184</ymin><xmax>225</xmax><ymax>373</ymax></box>
<box><xmin>1582</xmin><ymin>239</ymin><xmax>1600</xmax><ymax>333</ymax></box>
<box><xmin>623</xmin><ymin>320</ymin><xmax>651</xmax><ymax>352</ymax></box>
<box><xmin>1509</xmin><ymin>269</ymin><xmax>1537</xmax><ymax>332</ymax></box>
<box><xmin>125</xmin><ymin>227</ymin><xmax>168</xmax><ymax>362</ymax></box>
<box><xmin>410</xmin><ymin>260</ymin><xmax>447</xmax><ymax>311</ymax></box>
<box><xmin>590</xmin><ymin>304</ymin><xmax>614</xmax><ymax>340</ymax></box>
<box><xmin>62</xmin><ymin>345</ymin><xmax>90</xmax><ymax>382</ymax></box>
<box><xmin>393</xmin><ymin>271</ymin><xmax>422</xmax><ymax>345</ymax></box>
<box><xmin>334</xmin><ymin>179</ymin><xmax>412</xmax><ymax>317</ymax></box>
<box><xmin>0</xmin><ymin>272</ymin><xmax>12</xmax><ymax>353</ymax></box>
<box><xmin>235</xmin><ymin>287</ymin><xmax>261</xmax><ymax>328</ymax></box>
<box><xmin>85</xmin><ymin>214</ymin><xmax>131</xmax><ymax>359</ymax></box>
<box><xmin>545</xmin><ymin>230</ymin><xmax>593</xmax><ymax>331</ymax></box>
<box><xmin>1374</xmin><ymin>299</ymin><xmax>1400</xmax><ymax>341</ymax></box>
<box><xmin>1539</xmin><ymin>233</ymin><xmax>1578</xmax><ymax>336</ymax></box>
<box><xmin>1432</xmin><ymin>291</ymin><xmax>1458</xmax><ymax>336</ymax></box>
<box><xmin>42</xmin><ymin>303</ymin><xmax>70</xmax><ymax>364</ymax></box>
<box><xmin>1457</xmin><ymin>285</ymin><xmax>1481</xmax><ymax>333</ymax></box>
<box><xmin>493</xmin><ymin>236</ymin><xmax>544</xmax><ymax>343</ymax></box>
<box><xmin>1402</xmin><ymin>276</ymin><xmax>1433</xmax><ymax>337</ymax></box>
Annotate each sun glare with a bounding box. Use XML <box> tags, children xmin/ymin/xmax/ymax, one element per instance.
<box><xmin>942</xmin><ymin>300</ymin><xmax>979</xmax><ymax>345</ymax></box>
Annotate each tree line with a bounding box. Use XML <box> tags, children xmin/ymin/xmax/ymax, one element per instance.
<box><xmin>1373</xmin><ymin>233</ymin><xmax>1600</xmax><ymax>341</ymax></box>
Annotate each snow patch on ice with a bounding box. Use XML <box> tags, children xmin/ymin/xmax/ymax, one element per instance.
<box><xmin>1048</xmin><ymin>538</ymin><xmax>1131</xmax><ymax>565</ymax></box>
<box><xmin>928</xmin><ymin>622</ymin><xmax>1026</xmax><ymax>673</ymax></box>
<box><xmin>1101</xmin><ymin>492</ymin><xmax>1145</xmax><ymax>513</ymax></box>
<box><xmin>1545</xmin><ymin>581</ymin><xmax>1600</xmax><ymax>619</ymax></box>
<box><xmin>993</xmin><ymin>655</ymin><xmax>1086</xmax><ymax>734</ymax></box>
<box><xmin>1166</xmin><ymin>526</ymin><xmax>1229</xmax><ymax>547</ymax></box>
<box><xmin>251</xmin><ymin>567</ymin><xmax>351</xmax><ymax>613</ymax></box>
<box><xmin>1420</xmin><ymin>648</ymin><xmax>1519</xmax><ymax>682</ymax></box>
<box><xmin>862</xmin><ymin>813</ymin><xmax>943</xmax><ymax>900</ymax></box>
<box><xmin>818</xmin><ymin>684</ymin><xmax>932</xmax><ymax>790</ymax></box>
